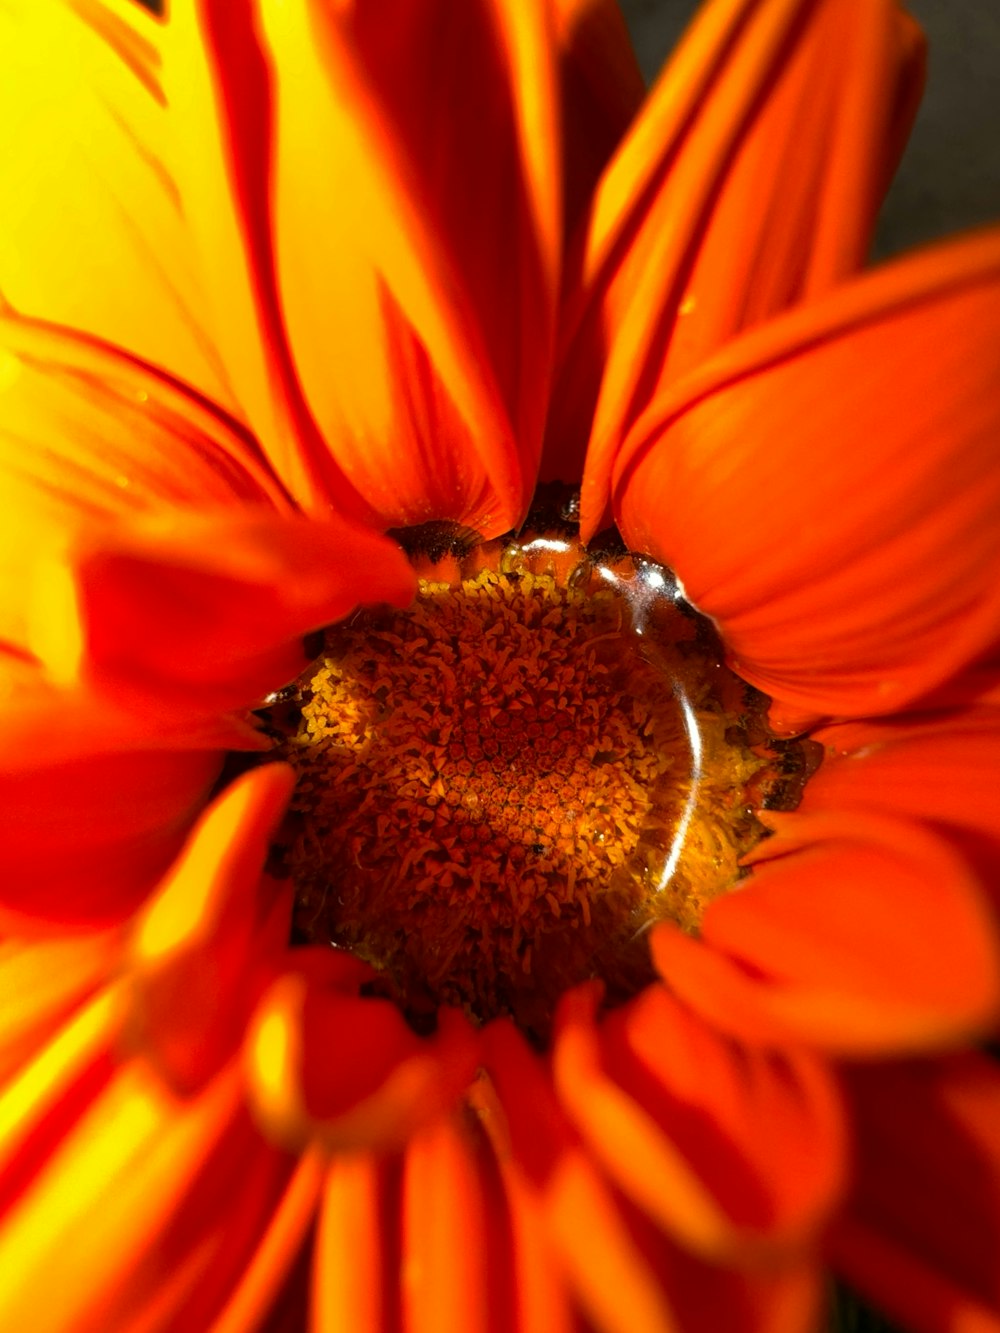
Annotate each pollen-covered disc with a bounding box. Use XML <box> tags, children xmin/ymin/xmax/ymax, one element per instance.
<box><xmin>260</xmin><ymin>498</ymin><xmax>816</xmax><ymax>1038</ymax></box>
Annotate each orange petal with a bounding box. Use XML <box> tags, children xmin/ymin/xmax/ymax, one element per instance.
<box><xmin>0</xmin><ymin>0</ymin><xmax>238</xmax><ymax>414</ymax></box>
<box><xmin>652</xmin><ymin>808</ymin><xmax>1000</xmax><ymax>1055</ymax></box>
<box><xmin>29</xmin><ymin>507</ymin><xmax>415</xmax><ymax>719</ymax></box>
<box><xmin>547</xmin><ymin>0</ymin><xmax>924</xmax><ymax>519</ymax></box>
<box><xmin>0</xmin><ymin>663</ymin><xmax>221</xmax><ymax>930</ymax></box>
<box><xmin>553</xmin><ymin>983</ymin><xmax>846</xmax><ymax>1261</ymax></box>
<box><xmin>807</xmin><ymin>707</ymin><xmax>1000</xmax><ymax>909</ymax></box>
<box><xmin>254</xmin><ymin>0</ymin><xmax>561</xmax><ymax>534</ymax></box>
<box><xmin>0</xmin><ymin>313</ymin><xmax>286</xmax><ymax>654</ymax></box>
<box><xmin>313</xmin><ymin>1150</ymin><xmax>395</xmax><ymax>1333</ymax></box>
<box><xmin>830</xmin><ymin>1053</ymin><xmax>1000</xmax><ymax>1333</ymax></box>
<box><xmin>615</xmin><ymin>228</ymin><xmax>1000</xmax><ymax>729</ymax></box>
<box><xmin>546</xmin><ymin>1149</ymin><xmax>683</xmax><ymax>1333</ymax></box>
<box><xmin>401</xmin><ymin>1116</ymin><xmax>491</xmax><ymax>1333</ymax></box>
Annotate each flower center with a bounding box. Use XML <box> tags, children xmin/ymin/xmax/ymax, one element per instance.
<box><xmin>261</xmin><ymin>497</ymin><xmax>815</xmax><ymax>1039</ymax></box>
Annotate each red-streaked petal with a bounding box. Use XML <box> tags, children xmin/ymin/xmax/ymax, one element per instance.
<box><xmin>808</xmin><ymin>707</ymin><xmax>1000</xmax><ymax>908</ymax></box>
<box><xmin>154</xmin><ymin>0</ymin><xmax>342</xmax><ymax>515</ymax></box>
<box><xmin>0</xmin><ymin>932</ymin><xmax>122</xmax><ymax>1085</ymax></box>
<box><xmin>553</xmin><ymin>983</ymin><xmax>846</xmax><ymax>1261</ymax></box>
<box><xmin>28</xmin><ymin>507</ymin><xmax>415</xmax><ymax>719</ymax></box>
<box><xmin>0</xmin><ymin>0</ymin><xmax>238</xmax><ymax>413</ymax></box>
<box><xmin>653</xmin><ymin>809</ymin><xmax>1000</xmax><ymax>1055</ymax></box>
<box><xmin>616</xmin><ymin>228</ymin><xmax>1000</xmax><ymax>730</ymax></box>
<box><xmin>256</xmin><ymin>0</ymin><xmax>561</xmax><ymax>535</ymax></box>
<box><xmin>554</xmin><ymin>0</ymin><xmax>645</xmax><ymax>244</ymax></box>
<box><xmin>206</xmin><ymin>1145</ymin><xmax>324</xmax><ymax>1333</ymax></box>
<box><xmin>0</xmin><ymin>981</ymin><xmax>122</xmax><ymax>1222</ymax></box>
<box><xmin>830</xmin><ymin>1054</ymin><xmax>1000</xmax><ymax>1333</ymax></box>
<box><xmin>0</xmin><ymin>314</ymin><xmax>286</xmax><ymax>653</ymax></box>
<box><xmin>0</xmin><ymin>1058</ymin><xmax>241</xmax><ymax>1328</ymax></box>
<box><xmin>548</xmin><ymin>0</ymin><xmax>923</xmax><ymax>517</ymax></box>
<box><xmin>0</xmin><ymin>945</ymin><xmax>310</xmax><ymax>1333</ymax></box>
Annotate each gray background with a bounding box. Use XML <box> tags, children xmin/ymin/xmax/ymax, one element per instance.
<box><xmin>619</xmin><ymin>0</ymin><xmax>1000</xmax><ymax>260</ymax></box>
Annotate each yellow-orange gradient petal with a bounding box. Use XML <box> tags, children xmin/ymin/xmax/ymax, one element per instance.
<box><xmin>28</xmin><ymin>507</ymin><xmax>415</xmax><ymax>720</ymax></box>
<box><xmin>0</xmin><ymin>1055</ymin><xmax>242</xmax><ymax>1330</ymax></box>
<box><xmin>256</xmin><ymin>0</ymin><xmax>561</xmax><ymax>535</ymax></box>
<box><xmin>652</xmin><ymin>809</ymin><xmax>1000</xmax><ymax>1055</ymax></box>
<box><xmin>0</xmin><ymin>660</ymin><xmax>223</xmax><ymax>930</ymax></box>
<box><xmin>616</xmin><ymin>228</ymin><xmax>1000</xmax><ymax>730</ymax></box>
<box><xmin>553</xmin><ymin>983</ymin><xmax>846</xmax><ymax>1262</ymax></box>
<box><xmin>0</xmin><ymin>0</ymin><xmax>239</xmax><ymax>415</ymax></box>
<box><xmin>830</xmin><ymin>1054</ymin><xmax>1000</xmax><ymax>1333</ymax></box>
<box><xmin>0</xmin><ymin>313</ymin><xmax>286</xmax><ymax>654</ymax></box>
<box><xmin>548</xmin><ymin>0</ymin><xmax>923</xmax><ymax>523</ymax></box>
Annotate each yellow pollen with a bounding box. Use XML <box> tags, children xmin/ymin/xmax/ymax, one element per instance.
<box><xmin>262</xmin><ymin>512</ymin><xmax>815</xmax><ymax>1038</ymax></box>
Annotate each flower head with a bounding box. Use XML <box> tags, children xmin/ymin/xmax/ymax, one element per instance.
<box><xmin>2</xmin><ymin>1</ymin><xmax>1000</xmax><ymax>1330</ymax></box>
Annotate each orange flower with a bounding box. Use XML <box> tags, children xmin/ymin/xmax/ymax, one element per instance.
<box><xmin>2</xmin><ymin>1</ymin><xmax>1000</xmax><ymax>1330</ymax></box>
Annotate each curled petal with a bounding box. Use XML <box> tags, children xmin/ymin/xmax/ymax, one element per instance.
<box><xmin>652</xmin><ymin>809</ymin><xmax>1000</xmax><ymax>1055</ymax></box>
<box><xmin>553</xmin><ymin>984</ymin><xmax>846</xmax><ymax>1261</ymax></box>
<box><xmin>830</xmin><ymin>1054</ymin><xmax>1000</xmax><ymax>1333</ymax></box>
<box><xmin>549</xmin><ymin>0</ymin><xmax>924</xmax><ymax>521</ymax></box>
<box><xmin>245</xmin><ymin>972</ymin><xmax>477</xmax><ymax>1154</ymax></box>
<box><xmin>28</xmin><ymin>507</ymin><xmax>415</xmax><ymax>720</ymax></box>
<box><xmin>616</xmin><ymin>229</ymin><xmax>1000</xmax><ymax>729</ymax></box>
<box><xmin>0</xmin><ymin>0</ymin><xmax>238</xmax><ymax>413</ymax></box>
